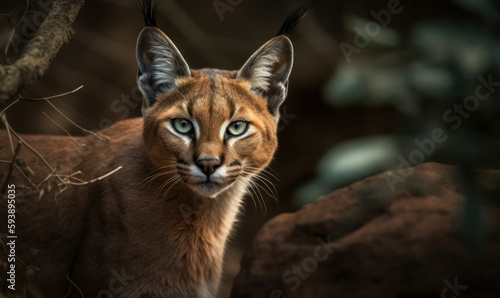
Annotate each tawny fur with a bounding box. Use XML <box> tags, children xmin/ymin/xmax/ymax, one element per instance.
<box><xmin>0</xmin><ymin>70</ymin><xmax>279</xmax><ymax>297</ymax></box>
<box><xmin>0</xmin><ymin>2</ymin><xmax>306</xmax><ymax>295</ymax></box>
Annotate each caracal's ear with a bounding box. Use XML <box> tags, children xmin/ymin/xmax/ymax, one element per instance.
<box><xmin>236</xmin><ymin>5</ymin><xmax>309</xmax><ymax>122</ymax></box>
<box><xmin>236</xmin><ymin>36</ymin><xmax>293</xmax><ymax>121</ymax></box>
<box><xmin>136</xmin><ymin>27</ymin><xmax>191</xmax><ymax>113</ymax></box>
<box><xmin>136</xmin><ymin>0</ymin><xmax>190</xmax><ymax>113</ymax></box>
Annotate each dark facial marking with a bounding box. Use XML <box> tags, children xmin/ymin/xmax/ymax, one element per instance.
<box><xmin>229</xmin><ymin>160</ymin><xmax>241</xmax><ymax>167</ymax></box>
<box><xmin>177</xmin><ymin>158</ymin><xmax>189</xmax><ymax>165</ymax></box>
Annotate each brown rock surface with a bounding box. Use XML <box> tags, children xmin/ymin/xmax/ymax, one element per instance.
<box><xmin>231</xmin><ymin>163</ymin><xmax>500</xmax><ymax>298</ymax></box>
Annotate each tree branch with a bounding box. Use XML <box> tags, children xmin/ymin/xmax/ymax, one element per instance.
<box><xmin>0</xmin><ymin>0</ymin><xmax>85</xmax><ymax>104</ymax></box>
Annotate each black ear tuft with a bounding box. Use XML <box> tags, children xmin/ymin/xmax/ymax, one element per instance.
<box><xmin>136</xmin><ymin>28</ymin><xmax>191</xmax><ymax>113</ymax></box>
<box><xmin>236</xmin><ymin>36</ymin><xmax>293</xmax><ymax>120</ymax></box>
<box><xmin>276</xmin><ymin>5</ymin><xmax>311</xmax><ymax>37</ymax></box>
<box><xmin>139</xmin><ymin>0</ymin><xmax>157</xmax><ymax>27</ymax></box>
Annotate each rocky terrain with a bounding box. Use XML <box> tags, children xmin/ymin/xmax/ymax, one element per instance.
<box><xmin>232</xmin><ymin>163</ymin><xmax>500</xmax><ymax>298</ymax></box>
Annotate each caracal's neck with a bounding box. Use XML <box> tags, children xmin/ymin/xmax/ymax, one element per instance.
<box><xmin>164</xmin><ymin>177</ymin><xmax>249</xmax><ymax>246</ymax></box>
<box><xmin>143</xmin><ymin>175</ymin><xmax>249</xmax><ymax>295</ymax></box>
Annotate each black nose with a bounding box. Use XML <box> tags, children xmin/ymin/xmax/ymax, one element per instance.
<box><xmin>196</xmin><ymin>158</ymin><xmax>221</xmax><ymax>176</ymax></box>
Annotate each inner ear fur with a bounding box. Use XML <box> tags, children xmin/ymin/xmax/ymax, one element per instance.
<box><xmin>136</xmin><ymin>27</ymin><xmax>191</xmax><ymax>113</ymax></box>
<box><xmin>236</xmin><ymin>35</ymin><xmax>294</xmax><ymax>117</ymax></box>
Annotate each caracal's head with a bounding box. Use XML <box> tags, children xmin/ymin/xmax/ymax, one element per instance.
<box><xmin>136</xmin><ymin>16</ymin><xmax>294</xmax><ymax>198</ymax></box>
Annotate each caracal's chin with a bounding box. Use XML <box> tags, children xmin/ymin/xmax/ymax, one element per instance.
<box><xmin>189</xmin><ymin>181</ymin><xmax>233</xmax><ymax>198</ymax></box>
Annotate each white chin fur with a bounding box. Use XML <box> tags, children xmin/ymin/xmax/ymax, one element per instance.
<box><xmin>190</xmin><ymin>182</ymin><xmax>229</xmax><ymax>198</ymax></box>
<box><xmin>188</xmin><ymin>166</ymin><xmax>231</xmax><ymax>197</ymax></box>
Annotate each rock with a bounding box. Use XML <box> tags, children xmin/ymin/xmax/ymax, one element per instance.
<box><xmin>231</xmin><ymin>163</ymin><xmax>500</xmax><ymax>298</ymax></box>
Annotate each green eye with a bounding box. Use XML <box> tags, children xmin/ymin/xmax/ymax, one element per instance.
<box><xmin>227</xmin><ymin>121</ymin><xmax>249</xmax><ymax>137</ymax></box>
<box><xmin>172</xmin><ymin>118</ymin><xmax>193</xmax><ymax>135</ymax></box>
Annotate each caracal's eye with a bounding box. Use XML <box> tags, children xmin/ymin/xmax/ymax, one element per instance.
<box><xmin>172</xmin><ymin>118</ymin><xmax>194</xmax><ymax>135</ymax></box>
<box><xmin>227</xmin><ymin>121</ymin><xmax>249</xmax><ymax>137</ymax></box>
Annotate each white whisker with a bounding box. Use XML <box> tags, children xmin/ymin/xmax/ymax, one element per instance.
<box><xmin>248</xmin><ymin>179</ymin><xmax>266</xmax><ymax>215</ymax></box>
<box><xmin>161</xmin><ymin>176</ymin><xmax>182</xmax><ymax>200</ymax></box>
<box><xmin>236</xmin><ymin>178</ymin><xmax>258</xmax><ymax>212</ymax></box>
<box><xmin>137</xmin><ymin>169</ymin><xmax>177</xmax><ymax>189</ymax></box>
<box><xmin>241</xmin><ymin>171</ymin><xmax>278</xmax><ymax>202</ymax></box>
<box><xmin>154</xmin><ymin>174</ymin><xmax>181</xmax><ymax>199</ymax></box>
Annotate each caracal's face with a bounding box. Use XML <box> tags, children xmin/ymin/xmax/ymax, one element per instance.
<box><xmin>143</xmin><ymin>70</ymin><xmax>278</xmax><ymax>198</ymax></box>
<box><xmin>137</xmin><ymin>26</ymin><xmax>292</xmax><ymax>198</ymax></box>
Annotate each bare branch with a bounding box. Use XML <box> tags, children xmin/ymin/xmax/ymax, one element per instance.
<box><xmin>0</xmin><ymin>0</ymin><xmax>85</xmax><ymax>104</ymax></box>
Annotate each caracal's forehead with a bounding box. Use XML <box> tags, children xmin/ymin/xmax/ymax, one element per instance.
<box><xmin>153</xmin><ymin>69</ymin><xmax>271</xmax><ymax>133</ymax></box>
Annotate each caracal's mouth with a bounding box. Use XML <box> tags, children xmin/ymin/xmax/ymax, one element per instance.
<box><xmin>195</xmin><ymin>181</ymin><xmax>223</xmax><ymax>197</ymax></box>
<box><xmin>189</xmin><ymin>180</ymin><xmax>234</xmax><ymax>198</ymax></box>
<box><xmin>175</xmin><ymin>162</ymin><xmax>244</xmax><ymax>198</ymax></box>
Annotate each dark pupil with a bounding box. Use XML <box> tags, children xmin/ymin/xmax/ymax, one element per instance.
<box><xmin>233</xmin><ymin>123</ymin><xmax>241</xmax><ymax>130</ymax></box>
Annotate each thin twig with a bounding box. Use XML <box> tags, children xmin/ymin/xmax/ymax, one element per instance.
<box><xmin>3</xmin><ymin>27</ymin><xmax>16</xmax><ymax>57</ymax></box>
<box><xmin>0</xmin><ymin>141</ymin><xmax>21</xmax><ymax>194</ymax></box>
<box><xmin>42</xmin><ymin>111</ymin><xmax>84</xmax><ymax>149</ymax></box>
<box><xmin>54</xmin><ymin>185</ymin><xmax>68</xmax><ymax>202</ymax></box>
<box><xmin>37</xmin><ymin>164</ymin><xmax>59</xmax><ymax>191</ymax></box>
<box><xmin>2</xmin><ymin>1</ymin><xmax>27</xmax><ymax>62</ymax></box>
<box><xmin>3</xmin><ymin>0</ymin><xmax>31</xmax><ymax>57</ymax></box>
<box><xmin>44</xmin><ymin>99</ymin><xmax>108</xmax><ymax>142</ymax></box>
<box><xmin>14</xmin><ymin>164</ymin><xmax>39</xmax><ymax>193</ymax></box>
<box><xmin>63</xmin><ymin>166</ymin><xmax>123</xmax><ymax>186</ymax></box>
<box><xmin>1</xmin><ymin>113</ymin><xmax>16</xmax><ymax>154</ymax></box>
<box><xmin>64</xmin><ymin>273</ymin><xmax>84</xmax><ymax>298</ymax></box>
<box><xmin>1</xmin><ymin>98</ymin><xmax>20</xmax><ymax>113</ymax></box>
<box><xmin>20</xmin><ymin>85</ymin><xmax>84</xmax><ymax>101</ymax></box>
<box><xmin>3</xmin><ymin>117</ymin><xmax>66</xmax><ymax>186</ymax></box>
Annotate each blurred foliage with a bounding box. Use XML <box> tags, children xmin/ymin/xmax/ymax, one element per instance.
<box><xmin>293</xmin><ymin>136</ymin><xmax>399</xmax><ymax>205</ymax></box>
<box><xmin>296</xmin><ymin>0</ymin><xmax>500</xmax><ymax>221</ymax></box>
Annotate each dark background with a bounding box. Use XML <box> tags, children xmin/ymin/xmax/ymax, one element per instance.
<box><xmin>2</xmin><ymin>0</ymin><xmax>499</xmax><ymax>296</ymax></box>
